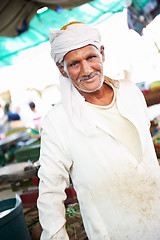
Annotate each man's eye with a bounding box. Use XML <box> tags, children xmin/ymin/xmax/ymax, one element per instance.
<box><xmin>87</xmin><ymin>55</ymin><xmax>96</xmax><ymax>60</ymax></box>
<box><xmin>70</xmin><ymin>61</ymin><xmax>79</xmax><ymax>67</ymax></box>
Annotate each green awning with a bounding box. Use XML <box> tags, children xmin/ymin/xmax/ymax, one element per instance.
<box><xmin>0</xmin><ymin>0</ymin><xmax>124</xmax><ymax>68</ymax></box>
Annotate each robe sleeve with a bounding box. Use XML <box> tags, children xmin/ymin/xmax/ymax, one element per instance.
<box><xmin>135</xmin><ymin>84</ymin><xmax>151</xmax><ymax>128</ymax></box>
<box><xmin>37</xmin><ymin>115</ymin><xmax>72</xmax><ymax>240</ymax></box>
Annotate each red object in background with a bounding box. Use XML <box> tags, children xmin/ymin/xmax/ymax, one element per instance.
<box><xmin>142</xmin><ymin>89</ymin><xmax>150</xmax><ymax>95</ymax></box>
<box><xmin>20</xmin><ymin>190</ymin><xmax>39</xmax><ymax>208</ymax></box>
<box><xmin>32</xmin><ymin>176</ymin><xmax>39</xmax><ymax>186</ymax></box>
<box><xmin>65</xmin><ymin>186</ymin><xmax>78</xmax><ymax>205</ymax></box>
<box><xmin>20</xmin><ymin>176</ymin><xmax>78</xmax><ymax>208</ymax></box>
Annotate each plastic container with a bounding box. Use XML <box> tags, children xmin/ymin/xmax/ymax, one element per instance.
<box><xmin>0</xmin><ymin>196</ymin><xmax>31</xmax><ymax>240</ymax></box>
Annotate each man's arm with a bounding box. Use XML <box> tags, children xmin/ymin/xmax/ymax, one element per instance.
<box><xmin>135</xmin><ymin>83</ymin><xmax>151</xmax><ymax>128</ymax></box>
<box><xmin>37</xmin><ymin>115</ymin><xmax>72</xmax><ymax>240</ymax></box>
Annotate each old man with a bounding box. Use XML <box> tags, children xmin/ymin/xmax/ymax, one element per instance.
<box><xmin>37</xmin><ymin>22</ymin><xmax>160</xmax><ymax>240</ymax></box>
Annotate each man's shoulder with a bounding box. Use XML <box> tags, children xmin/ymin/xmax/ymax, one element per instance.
<box><xmin>118</xmin><ymin>78</ymin><xmax>140</xmax><ymax>91</ymax></box>
<box><xmin>118</xmin><ymin>78</ymin><xmax>134</xmax><ymax>85</ymax></box>
<box><xmin>45</xmin><ymin>101</ymin><xmax>66</xmax><ymax>119</ymax></box>
<box><xmin>117</xmin><ymin>79</ymin><xmax>146</xmax><ymax>106</ymax></box>
<box><xmin>41</xmin><ymin>101</ymin><xmax>69</xmax><ymax>131</ymax></box>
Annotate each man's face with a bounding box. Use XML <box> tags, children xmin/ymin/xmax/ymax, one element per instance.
<box><xmin>62</xmin><ymin>45</ymin><xmax>105</xmax><ymax>93</ymax></box>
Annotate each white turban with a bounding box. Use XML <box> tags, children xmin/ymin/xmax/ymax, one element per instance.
<box><xmin>49</xmin><ymin>22</ymin><xmax>101</xmax><ymax>63</ymax></box>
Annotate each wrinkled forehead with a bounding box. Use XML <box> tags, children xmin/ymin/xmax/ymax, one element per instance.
<box><xmin>63</xmin><ymin>44</ymin><xmax>99</xmax><ymax>62</ymax></box>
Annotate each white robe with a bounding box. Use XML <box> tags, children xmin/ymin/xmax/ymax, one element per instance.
<box><xmin>38</xmin><ymin>79</ymin><xmax>160</xmax><ymax>240</ymax></box>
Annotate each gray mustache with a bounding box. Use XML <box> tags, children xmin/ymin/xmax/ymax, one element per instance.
<box><xmin>78</xmin><ymin>72</ymin><xmax>99</xmax><ymax>83</ymax></box>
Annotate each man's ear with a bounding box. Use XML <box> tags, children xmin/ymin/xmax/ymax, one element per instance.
<box><xmin>100</xmin><ymin>45</ymin><xmax>105</xmax><ymax>62</ymax></box>
<box><xmin>56</xmin><ymin>62</ymin><xmax>68</xmax><ymax>78</ymax></box>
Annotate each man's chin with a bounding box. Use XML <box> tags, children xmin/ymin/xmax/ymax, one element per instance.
<box><xmin>75</xmin><ymin>82</ymin><xmax>103</xmax><ymax>93</ymax></box>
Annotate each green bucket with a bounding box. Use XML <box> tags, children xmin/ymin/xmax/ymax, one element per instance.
<box><xmin>0</xmin><ymin>196</ymin><xmax>31</xmax><ymax>240</ymax></box>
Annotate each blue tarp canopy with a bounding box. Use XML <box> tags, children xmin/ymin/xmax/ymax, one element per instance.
<box><xmin>1</xmin><ymin>0</ymin><xmax>159</xmax><ymax>68</ymax></box>
<box><xmin>0</xmin><ymin>0</ymin><xmax>125</xmax><ymax>68</ymax></box>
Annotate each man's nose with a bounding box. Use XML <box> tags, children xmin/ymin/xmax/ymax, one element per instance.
<box><xmin>81</xmin><ymin>60</ymin><xmax>92</xmax><ymax>76</ymax></box>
